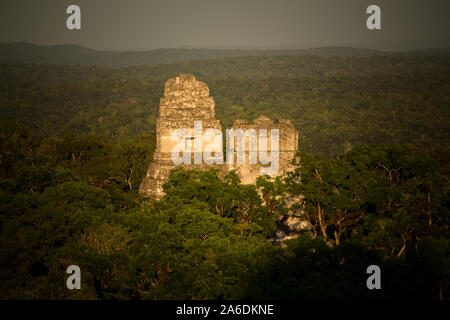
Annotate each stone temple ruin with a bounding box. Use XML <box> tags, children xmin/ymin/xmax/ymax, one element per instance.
<box><xmin>139</xmin><ymin>74</ymin><xmax>298</xmax><ymax>198</ymax></box>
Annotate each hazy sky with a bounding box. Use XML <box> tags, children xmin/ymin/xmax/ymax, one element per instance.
<box><xmin>0</xmin><ymin>0</ymin><xmax>449</xmax><ymax>50</ymax></box>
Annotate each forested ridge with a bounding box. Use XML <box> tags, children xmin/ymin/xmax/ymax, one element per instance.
<box><xmin>0</xmin><ymin>50</ymin><xmax>449</xmax><ymax>299</ymax></box>
<box><xmin>1</xmin><ymin>54</ymin><xmax>449</xmax><ymax>157</ymax></box>
<box><xmin>0</xmin><ymin>42</ymin><xmax>397</xmax><ymax>67</ymax></box>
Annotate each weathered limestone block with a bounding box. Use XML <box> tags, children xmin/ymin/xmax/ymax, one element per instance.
<box><xmin>139</xmin><ymin>74</ymin><xmax>299</xmax><ymax>199</ymax></box>
<box><xmin>140</xmin><ymin>74</ymin><xmax>223</xmax><ymax>198</ymax></box>
<box><xmin>230</xmin><ymin>116</ymin><xmax>298</xmax><ymax>185</ymax></box>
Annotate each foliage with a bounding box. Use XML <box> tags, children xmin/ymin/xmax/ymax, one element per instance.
<box><xmin>0</xmin><ymin>122</ymin><xmax>448</xmax><ymax>299</ymax></box>
<box><xmin>0</xmin><ymin>50</ymin><xmax>448</xmax><ymax>300</ymax></box>
<box><xmin>1</xmin><ymin>53</ymin><xmax>449</xmax><ymax>157</ymax></box>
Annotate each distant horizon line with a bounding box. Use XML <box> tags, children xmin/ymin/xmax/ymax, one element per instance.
<box><xmin>1</xmin><ymin>40</ymin><xmax>449</xmax><ymax>53</ymax></box>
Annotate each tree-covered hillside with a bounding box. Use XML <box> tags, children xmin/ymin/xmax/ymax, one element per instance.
<box><xmin>0</xmin><ymin>122</ymin><xmax>448</xmax><ymax>299</ymax></box>
<box><xmin>0</xmin><ymin>50</ymin><xmax>448</xmax><ymax>300</ymax></box>
<box><xmin>1</xmin><ymin>54</ymin><xmax>449</xmax><ymax>157</ymax></box>
<box><xmin>0</xmin><ymin>42</ymin><xmax>389</xmax><ymax>67</ymax></box>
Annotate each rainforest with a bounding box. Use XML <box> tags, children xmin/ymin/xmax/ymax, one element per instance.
<box><xmin>0</xmin><ymin>45</ymin><xmax>449</xmax><ymax>300</ymax></box>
